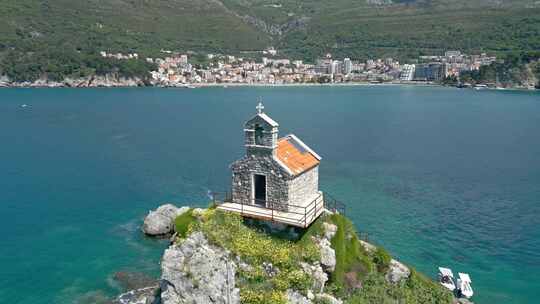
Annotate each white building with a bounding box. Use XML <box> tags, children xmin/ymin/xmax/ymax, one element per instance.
<box><xmin>330</xmin><ymin>60</ymin><xmax>341</xmax><ymax>75</ymax></box>
<box><xmin>179</xmin><ymin>55</ymin><xmax>188</xmax><ymax>64</ymax></box>
<box><xmin>343</xmin><ymin>58</ymin><xmax>352</xmax><ymax>74</ymax></box>
<box><xmin>399</xmin><ymin>64</ymin><xmax>416</xmax><ymax>81</ymax></box>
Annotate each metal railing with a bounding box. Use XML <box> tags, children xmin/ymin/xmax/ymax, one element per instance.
<box><xmin>323</xmin><ymin>192</ymin><xmax>346</xmax><ymax>215</ymax></box>
<box><xmin>211</xmin><ymin>191</ymin><xmax>345</xmax><ymax>228</ymax></box>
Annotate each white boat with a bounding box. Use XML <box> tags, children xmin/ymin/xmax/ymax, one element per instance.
<box><xmin>457</xmin><ymin>272</ymin><xmax>474</xmax><ymax>299</ymax></box>
<box><xmin>438</xmin><ymin>267</ymin><xmax>456</xmax><ymax>291</ymax></box>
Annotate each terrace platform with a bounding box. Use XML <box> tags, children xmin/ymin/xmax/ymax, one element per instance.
<box><xmin>214</xmin><ymin>192</ymin><xmax>344</xmax><ymax>228</ymax></box>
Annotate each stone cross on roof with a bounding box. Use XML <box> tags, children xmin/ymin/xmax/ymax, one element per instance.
<box><xmin>256</xmin><ymin>101</ymin><xmax>264</xmax><ymax>114</ymax></box>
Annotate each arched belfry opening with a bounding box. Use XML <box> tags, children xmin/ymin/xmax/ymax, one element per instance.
<box><xmin>254</xmin><ymin>124</ymin><xmax>264</xmax><ymax>145</ymax></box>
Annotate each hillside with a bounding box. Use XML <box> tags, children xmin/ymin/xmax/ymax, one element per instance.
<box><xmin>221</xmin><ymin>0</ymin><xmax>540</xmax><ymax>60</ymax></box>
<box><xmin>1</xmin><ymin>0</ymin><xmax>539</xmax><ymax>81</ymax></box>
<box><xmin>120</xmin><ymin>205</ymin><xmax>454</xmax><ymax>304</ymax></box>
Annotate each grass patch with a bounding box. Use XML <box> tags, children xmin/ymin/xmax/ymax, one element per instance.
<box><xmin>327</xmin><ymin>213</ymin><xmax>374</xmax><ymax>296</ymax></box>
<box><xmin>196</xmin><ymin>209</ymin><xmax>320</xmax><ymax>268</ymax></box>
<box><xmin>345</xmin><ymin>270</ymin><xmax>453</xmax><ymax>304</ymax></box>
<box><xmin>240</xmin><ymin>289</ymin><xmax>287</xmax><ymax>304</ymax></box>
<box><xmin>174</xmin><ymin>209</ymin><xmax>196</xmax><ymax>238</ymax></box>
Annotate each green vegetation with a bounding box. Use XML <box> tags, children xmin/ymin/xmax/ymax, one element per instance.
<box><xmin>327</xmin><ymin>213</ymin><xmax>373</xmax><ymax>296</ymax></box>
<box><xmin>0</xmin><ymin>0</ymin><xmax>268</xmax><ymax>82</ymax></box>
<box><xmin>173</xmin><ymin>209</ymin><xmax>453</xmax><ymax>304</ymax></box>
<box><xmin>460</xmin><ymin>51</ymin><xmax>540</xmax><ymax>87</ymax></box>
<box><xmin>0</xmin><ymin>51</ymin><xmax>156</xmax><ymax>83</ymax></box>
<box><xmin>190</xmin><ymin>209</ymin><xmax>321</xmax><ymax>303</ymax></box>
<box><xmin>221</xmin><ymin>0</ymin><xmax>540</xmax><ymax>61</ymax></box>
<box><xmin>373</xmin><ymin>248</ymin><xmax>392</xmax><ymax>273</ymax></box>
<box><xmin>174</xmin><ymin>209</ymin><xmax>196</xmax><ymax>238</ymax></box>
<box><xmin>322</xmin><ymin>213</ymin><xmax>452</xmax><ymax>304</ymax></box>
<box><xmin>1</xmin><ymin>0</ymin><xmax>539</xmax><ymax>82</ymax></box>
<box><xmin>346</xmin><ymin>270</ymin><xmax>453</xmax><ymax>304</ymax></box>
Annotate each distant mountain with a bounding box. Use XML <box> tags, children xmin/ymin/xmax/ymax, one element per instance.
<box><xmin>1</xmin><ymin>0</ymin><xmax>539</xmax><ymax>81</ymax></box>
<box><xmin>220</xmin><ymin>0</ymin><xmax>540</xmax><ymax>59</ymax></box>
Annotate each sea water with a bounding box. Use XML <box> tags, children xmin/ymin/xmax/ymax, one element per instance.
<box><xmin>0</xmin><ymin>86</ymin><xmax>538</xmax><ymax>304</ymax></box>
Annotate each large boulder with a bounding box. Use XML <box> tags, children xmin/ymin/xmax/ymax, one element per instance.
<box><xmin>385</xmin><ymin>259</ymin><xmax>411</xmax><ymax>284</ymax></box>
<box><xmin>160</xmin><ymin>231</ymin><xmax>240</xmax><ymax>304</ymax></box>
<box><xmin>142</xmin><ymin>204</ymin><xmax>189</xmax><ymax>236</ymax></box>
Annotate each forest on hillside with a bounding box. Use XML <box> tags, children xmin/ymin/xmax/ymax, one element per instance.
<box><xmin>1</xmin><ymin>0</ymin><xmax>539</xmax><ymax>82</ymax></box>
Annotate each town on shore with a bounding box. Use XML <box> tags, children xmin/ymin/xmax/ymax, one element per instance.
<box><xmin>1</xmin><ymin>47</ymin><xmax>537</xmax><ymax>90</ymax></box>
<box><xmin>144</xmin><ymin>49</ymin><xmax>497</xmax><ymax>88</ymax></box>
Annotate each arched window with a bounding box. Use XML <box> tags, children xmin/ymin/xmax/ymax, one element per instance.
<box><xmin>254</xmin><ymin>124</ymin><xmax>264</xmax><ymax>145</ymax></box>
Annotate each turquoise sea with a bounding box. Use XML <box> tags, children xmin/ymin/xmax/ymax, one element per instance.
<box><xmin>0</xmin><ymin>86</ymin><xmax>539</xmax><ymax>304</ymax></box>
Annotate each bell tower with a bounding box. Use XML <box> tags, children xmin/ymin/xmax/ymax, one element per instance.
<box><xmin>244</xmin><ymin>101</ymin><xmax>279</xmax><ymax>156</ymax></box>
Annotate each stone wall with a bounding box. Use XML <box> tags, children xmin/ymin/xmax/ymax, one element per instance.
<box><xmin>287</xmin><ymin>166</ymin><xmax>320</xmax><ymax>207</ymax></box>
<box><xmin>231</xmin><ymin>154</ymin><xmax>290</xmax><ymax>211</ymax></box>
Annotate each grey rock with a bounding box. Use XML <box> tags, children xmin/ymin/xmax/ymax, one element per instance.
<box><xmin>160</xmin><ymin>232</ymin><xmax>240</xmax><ymax>304</ymax></box>
<box><xmin>359</xmin><ymin>239</ymin><xmax>377</xmax><ymax>253</ymax></box>
<box><xmin>240</xmin><ymin>15</ymin><xmax>310</xmax><ymax>36</ymax></box>
<box><xmin>300</xmin><ymin>262</ymin><xmax>327</xmax><ymax>292</ymax></box>
<box><xmin>64</xmin><ymin>75</ymin><xmax>147</xmax><ymax>87</ymax></box>
<box><xmin>287</xmin><ymin>289</ymin><xmax>311</xmax><ymax>304</ymax></box>
<box><xmin>307</xmin><ymin>290</ymin><xmax>315</xmax><ymax>300</ymax></box>
<box><xmin>262</xmin><ymin>261</ymin><xmax>280</xmax><ymax>277</ymax></box>
<box><xmin>142</xmin><ymin>204</ymin><xmax>189</xmax><ymax>236</ymax></box>
<box><xmin>385</xmin><ymin>259</ymin><xmax>411</xmax><ymax>284</ymax></box>
<box><xmin>322</xmin><ymin>222</ymin><xmax>337</xmax><ymax>240</ymax></box>
<box><xmin>113</xmin><ymin>286</ymin><xmax>160</xmax><ymax>304</ymax></box>
<box><xmin>315</xmin><ymin>293</ymin><xmax>343</xmax><ymax>304</ymax></box>
<box><xmin>318</xmin><ymin>238</ymin><xmax>336</xmax><ymax>272</ymax></box>
<box><xmin>2</xmin><ymin>74</ymin><xmax>150</xmax><ymax>88</ymax></box>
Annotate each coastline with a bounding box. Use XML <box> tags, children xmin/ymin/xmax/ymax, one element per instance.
<box><xmin>1</xmin><ymin>80</ymin><xmax>537</xmax><ymax>91</ymax></box>
<box><xmin>0</xmin><ymin>80</ymin><xmax>436</xmax><ymax>88</ymax></box>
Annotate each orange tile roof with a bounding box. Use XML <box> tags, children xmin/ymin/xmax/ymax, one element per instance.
<box><xmin>276</xmin><ymin>136</ymin><xmax>320</xmax><ymax>176</ymax></box>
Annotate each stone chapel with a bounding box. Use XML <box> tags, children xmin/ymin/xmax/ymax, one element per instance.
<box><xmin>218</xmin><ymin>102</ymin><xmax>325</xmax><ymax>227</ymax></box>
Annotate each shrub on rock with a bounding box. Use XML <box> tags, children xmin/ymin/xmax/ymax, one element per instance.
<box><xmin>142</xmin><ymin>204</ymin><xmax>189</xmax><ymax>236</ymax></box>
<box><xmin>373</xmin><ymin>247</ymin><xmax>392</xmax><ymax>273</ymax></box>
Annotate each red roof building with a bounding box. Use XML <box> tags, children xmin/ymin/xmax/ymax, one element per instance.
<box><xmin>218</xmin><ymin>102</ymin><xmax>324</xmax><ymax>227</ymax></box>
